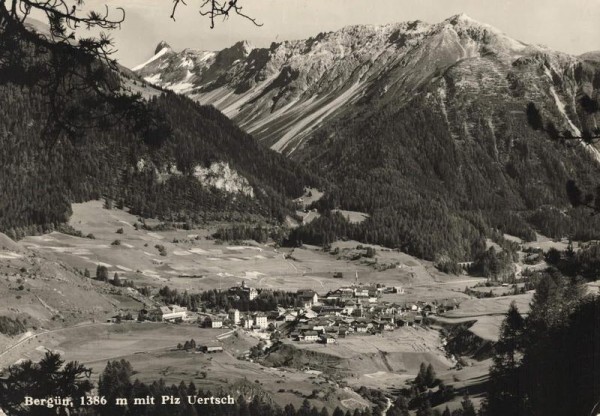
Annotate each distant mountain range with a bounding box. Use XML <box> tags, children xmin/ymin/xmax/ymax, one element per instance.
<box><xmin>133</xmin><ymin>14</ymin><xmax>600</xmax><ymax>261</ymax></box>
<box><xmin>133</xmin><ymin>13</ymin><xmax>600</xmax><ymax>155</ymax></box>
<box><xmin>1</xmin><ymin>13</ymin><xmax>599</xmax><ymax>264</ymax></box>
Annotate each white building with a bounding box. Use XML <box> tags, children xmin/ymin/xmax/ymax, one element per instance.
<box><xmin>320</xmin><ymin>334</ymin><xmax>336</xmax><ymax>344</ymax></box>
<box><xmin>229</xmin><ymin>309</ymin><xmax>240</xmax><ymax>325</ymax></box>
<box><xmin>151</xmin><ymin>305</ymin><xmax>188</xmax><ymax>322</ymax></box>
<box><xmin>253</xmin><ymin>313</ymin><xmax>268</xmax><ymax>329</ymax></box>
<box><xmin>229</xmin><ymin>280</ymin><xmax>258</xmax><ymax>300</ymax></box>
<box><xmin>303</xmin><ymin>331</ymin><xmax>319</xmax><ymax>342</ymax></box>
<box><xmin>297</xmin><ymin>290</ymin><xmax>319</xmax><ymax>308</ymax></box>
<box><xmin>242</xmin><ymin>316</ymin><xmax>253</xmax><ymax>329</ymax></box>
<box><xmin>283</xmin><ymin>311</ymin><xmax>298</xmax><ymax>322</ymax></box>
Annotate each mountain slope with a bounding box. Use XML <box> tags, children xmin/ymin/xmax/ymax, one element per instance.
<box><xmin>0</xmin><ymin>36</ymin><xmax>319</xmax><ymax>237</ymax></box>
<box><xmin>135</xmin><ymin>14</ymin><xmax>600</xmax><ymax>261</ymax></box>
<box><xmin>133</xmin><ymin>14</ymin><xmax>597</xmax><ymax>155</ymax></box>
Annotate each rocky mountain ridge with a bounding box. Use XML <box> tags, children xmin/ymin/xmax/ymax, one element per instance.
<box><xmin>132</xmin><ymin>14</ymin><xmax>598</xmax><ymax>156</ymax></box>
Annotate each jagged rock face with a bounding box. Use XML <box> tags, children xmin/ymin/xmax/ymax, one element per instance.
<box><xmin>133</xmin><ymin>13</ymin><xmax>600</xmax><ymax>156</ymax></box>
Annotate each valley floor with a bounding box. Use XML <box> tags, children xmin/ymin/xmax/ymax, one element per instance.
<box><xmin>0</xmin><ymin>201</ymin><xmax>539</xmax><ymax>412</ymax></box>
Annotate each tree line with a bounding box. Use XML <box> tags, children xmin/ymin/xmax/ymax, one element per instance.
<box><xmin>481</xmin><ymin>267</ymin><xmax>598</xmax><ymax>415</ymax></box>
<box><xmin>290</xmin><ymin>88</ymin><xmax>600</xmax><ymax>262</ymax></box>
<box><xmin>0</xmin><ymin>355</ymin><xmax>384</xmax><ymax>416</ymax></box>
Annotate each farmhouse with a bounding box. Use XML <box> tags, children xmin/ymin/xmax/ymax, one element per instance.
<box><xmin>199</xmin><ymin>345</ymin><xmax>223</xmax><ymax>353</ymax></box>
<box><xmin>383</xmin><ymin>322</ymin><xmax>395</xmax><ymax>331</ymax></box>
<box><xmin>354</xmin><ymin>287</ymin><xmax>369</xmax><ymax>298</ymax></box>
<box><xmin>302</xmin><ymin>331</ymin><xmax>319</xmax><ymax>342</ymax></box>
<box><xmin>210</xmin><ymin>316</ymin><xmax>224</xmax><ymax>328</ymax></box>
<box><xmin>397</xmin><ymin>313</ymin><xmax>417</xmax><ymax>327</ymax></box>
<box><xmin>297</xmin><ymin>289</ymin><xmax>319</xmax><ymax>308</ymax></box>
<box><xmin>283</xmin><ymin>311</ymin><xmax>298</xmax><ymax>321</ymax></box>
<box><xmin>320</xmin><ymin>334</ymin><xmax>336</xmax><ymax>344</ymax></box>
<box><xmin>438</xmin><ymin>300</ymin><xmax>460</xmax><ymax>313</ymax></box>
<box><xmin>150</xmin><ymin>305</ymin><xmax>187</xmax><ymax>322</ymax></box>
<box><xmin>354</xmin><ymin>323</ymin><xmax>368</xmax><ymax>333</ymax></box>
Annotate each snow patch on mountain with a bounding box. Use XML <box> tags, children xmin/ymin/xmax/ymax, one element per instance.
<box><xmin>169</xmin><ymin>81</ymin><xmax>194</xmax><ymax>93</ymax></box>
<box><xmin>548</xmin><ymin>86</ymin><xmax>581</xmax><ymax>136</ymax></box>
<box><xmin>132</xmin><ymin>47</ymin><xmax>171</xmax><ymax>71</ymax></box>
<box><xmin>542</xmin><ymin>66</ymin><xmax>581</xmax><ymax>136</ymax></box>
<box><xmin>144</xmin><ymin>73</ymin><xmax>162</xmax><ymax>84</ymax></box>
<box><xmin>130</xmin><ymin>14</ymin><xmax>597</xmax><ymax>158</ymax></box>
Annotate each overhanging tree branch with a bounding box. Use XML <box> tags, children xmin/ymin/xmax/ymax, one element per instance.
<box><xmin>171</xmin><ymin>0</ymin><xmax>262</xmax><ymax>28</ymax></box>
<box><xmin>0</xmin><ymin>0</ymin><xmax>260</xmax><ymax>144</ymax></box>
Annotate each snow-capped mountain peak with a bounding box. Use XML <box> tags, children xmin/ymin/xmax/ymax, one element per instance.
<box><xmin>155</xmin><ymin>40</ymin><xmax>173</xmax><ymax>54</ymax></box>
<box><xmin>131</xmin><ymin>14</ymin><xmax>597</xmax><ymax>156</ymax></box>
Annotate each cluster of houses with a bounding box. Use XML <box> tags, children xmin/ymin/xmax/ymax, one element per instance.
<box><xmin>145</xmin><ymin>281</ymin><xmax>460</xmax><ymax>346</ymax></box>
<box><xmin>203</xmin><ymin>308</ymin><xmax>269</xmax><ymax>330</ymax></box>
<box><xmin>286</xmin><ymin>293</ymin><xmax>460</xmax><ymax>344</ymax></box>
<box><xmin>202</xmin><ymin>282</ymin><xmax>460</xmax><ymax>345</ymax></box>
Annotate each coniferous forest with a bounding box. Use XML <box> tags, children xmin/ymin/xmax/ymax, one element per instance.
<box><xmin>288</xmin><ymin>87</ymin><xmax>600</xmax><ymax>261</ymax></box>
<box><xmin>0</xmin><ymin>81</ymin><xmax>319</xmax><ymax>239</ymax></box>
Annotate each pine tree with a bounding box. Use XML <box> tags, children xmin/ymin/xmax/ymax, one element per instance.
<box><xmin>424</xmin><ymin>363</ymin><xmax>436</xmax><ymax>387</ymax></box>
<box><xmin>483</xmin><ymin>302</ymin><xmax>527</xmax><ymax>415</ymax></box>
<box><xmin>96</xmin><ymin>265</ymin><xmax>109</xmax><ymax>281</ymax></box>
<box><xmin>98</xmin><ymin>359</ymin><xmax>133</xmax><ymax>416</ymax></box>
<box><xmin>461</xmin><ymin>393</ymin><xmax>476</xmax><ymax>416</ymax></box>
<box><xmin>415</xmin><ymin>362</ymin><xmax>427</xmax><ymax>389</ymax></box>
<box><xmin>0</xmin><ymin>352</ymin><xmax>94</xmax><ymax>415</ymax></box>
<box><xmin>416</xmin><ymin>398</ymin><xmax>433</xmax><ymax>416</ymax></box>
<box><xmin>391</xmin><ymin>395</ymin><xmax>410</xmax><ymax>416</ymax></box>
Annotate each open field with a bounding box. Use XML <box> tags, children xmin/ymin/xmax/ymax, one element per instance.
<box><xmin>285</xmin><ymin>327</ymin><xmax>453</xmax><ymax>390</ymax></box>
<box><xmin>0</xmin><ymin>201</ymin><xmax>549</xmax><ymax>410</ymax></box>
<box><xmin>0</xmin><ymin>234</ymin><xmax>129</xmax><ymax>348</ymax></box>
<box><xmin>12</xmin><ymin>202</ymin><xmax>482</xmax><ymax>302</ymax></box>
<box><xmin>294</xmin><ymin>188</ymin><xmax>324</xmax><ymax>209</ymax></box>
<box><xmin>442</xmin><ymin>293</ymin><xmax>532</xmax><ymax>318</ymax></box>
<box><xmin>434</xmin><ymin>293</ymin><xmax>533</xmax><ymax>341</ymax></box>
<box><xmin>0</xmin><ymin>322</ymin><xmax>218</xmax><ymax>367</ymax></box>
<box><xmin>521</xmin><ymin>233</ymin><xmax>580</xmax><ymax>251</ymax></box>
<box><xmin>0</xmin><ymin>321</ymin><xmax>369</xmax><ymax>411</ymax></box>
<box><xmin>332</xmin><ymin>210</ymin><xmax>369</xmax><ymax>224</ymax></box>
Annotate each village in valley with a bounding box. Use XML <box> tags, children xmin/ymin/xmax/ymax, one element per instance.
<box><xmin>0</xmin><ymin>201</ymin><xmax>537</xmax><ymax>413</ymax></box>
<box><xmin>145</xmin><ymin>273</ymin><xmax>461</xmax><ymax>351</ymax></box>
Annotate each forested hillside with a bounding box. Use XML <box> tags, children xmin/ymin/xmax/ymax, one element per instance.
<box><xmin>140</xmin><ymin>14</ymin><xmax>600</xmax><ymax>263</ymax></box>
<box><xmin>290</xmin><ymin>87</ymin><xmax>600</xmax><ymax>261</ymax></box>
<box><xmin>0</xmin><ymin>82</ymin><xmax>318</xmax><ymax>239</ymax></box>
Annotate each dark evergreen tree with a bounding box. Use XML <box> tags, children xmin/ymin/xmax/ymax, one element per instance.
<box><xmin>96</xmin><ymin>265</ymin><xmax>109</xmax><ymax>281</ymax></box>
<box><xmin>0</xmin><ymin>352</ymin><xmax>93</xmax><ymax>416</ymax></box>
<box><xmin>424</xmin><ymin>363</ymin><xmax>436</xmax><ymax>388</ymax></box>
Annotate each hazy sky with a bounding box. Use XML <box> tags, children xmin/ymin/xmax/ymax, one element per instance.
<box><xmin>79</xmin><ymin>0</ymin><xmax>600</xmax><ymax>68</ymax></box>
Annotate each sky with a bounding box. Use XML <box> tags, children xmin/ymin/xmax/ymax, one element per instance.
<box><xmin>74</xmin><ymin>0</ymin><xmax>600</xmax><ymax>68</ymax></box>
